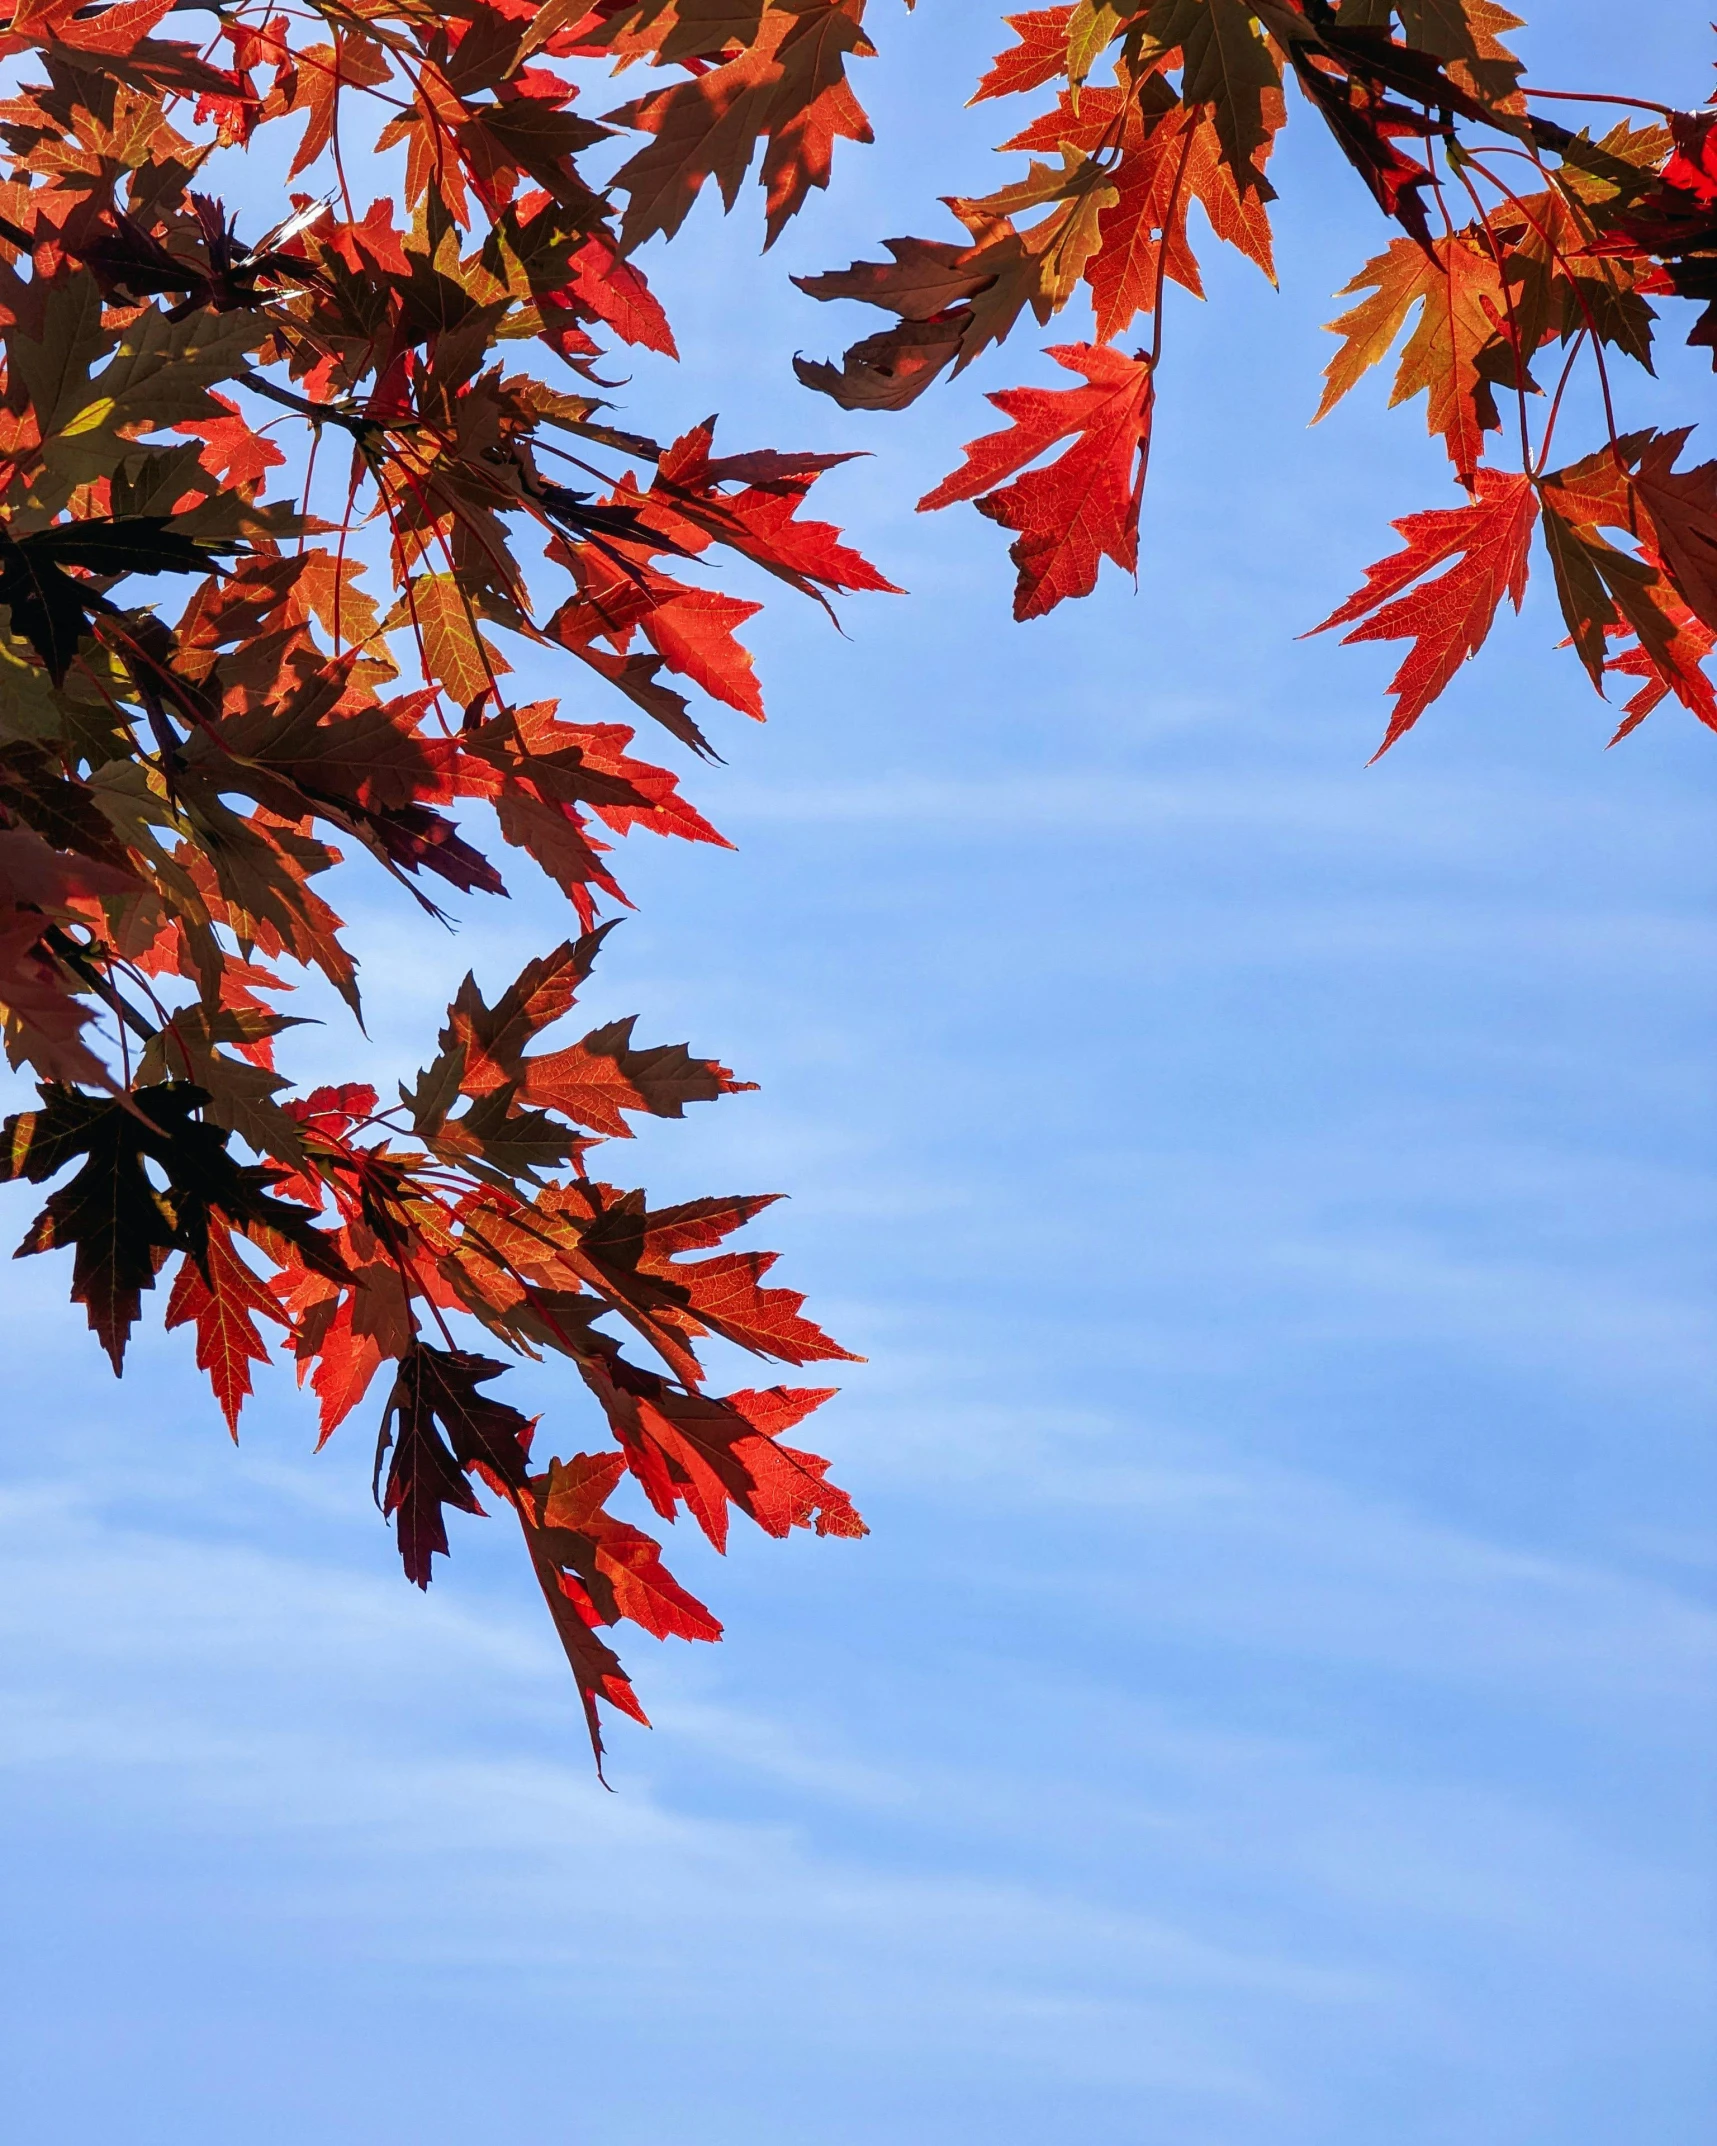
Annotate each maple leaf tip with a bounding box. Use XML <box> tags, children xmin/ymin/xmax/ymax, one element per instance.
<box><xmin>1365</xmin><ymin>726</ymin><xmax>1408</xmax><ymax>767</ymax></box>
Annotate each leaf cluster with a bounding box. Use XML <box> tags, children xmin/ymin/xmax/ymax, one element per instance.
<box><xmin>3</xmin><ymin>0</ymin><xmax>1710</xmax><ymax>1768</ymax></box>
<box><xmin>0</xmin><ymin>0</ymin><xmax>899</xmax><ymax>1765</ymax></box>
<box><xmin>792</xmin><ymin>2</ymin><xmax>1717</xmax><ymax>749</ymax></box>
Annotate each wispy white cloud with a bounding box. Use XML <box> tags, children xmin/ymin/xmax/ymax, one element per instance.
<box><xmin>2</xmin><ymin>1415</ymin><xmax>1707</xmax><ymax>2123</ymax></box>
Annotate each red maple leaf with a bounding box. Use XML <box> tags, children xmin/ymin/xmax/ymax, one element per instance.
<box><xmin>165</xmin><ymin>1219</ymin><xmax>292</xmax><ymax>1436</ymax></box>
<box><xmin>560</xmin><ymin>236</ymin><xmax>678</xmax><ymax>356</ymax></box>
<box><xmin>1309</xmin><ymin>470</ymin><xmax>1539</xmax><ymax>756</ymax></box>
<box><xmin>918</xmin><ymin>344</ymin><xmax>1154</xmax><ymax>619</ymax></box>
<box><xmin>972</xmin><ymin>8</ymin><xmax>1077</xmax><ymax>105</ymax></box>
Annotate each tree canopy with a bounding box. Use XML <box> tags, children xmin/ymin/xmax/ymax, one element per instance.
<box><xmin>0</xmin><ymin>0</ymin><xmax>1709</xmax><ymax>1764</ymax></box>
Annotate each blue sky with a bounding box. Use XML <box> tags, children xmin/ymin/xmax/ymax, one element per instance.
<box><xmin>2</xmin><ymin>7</ymin><xmax>1715</xmax><ymax>2142</ymax></box>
